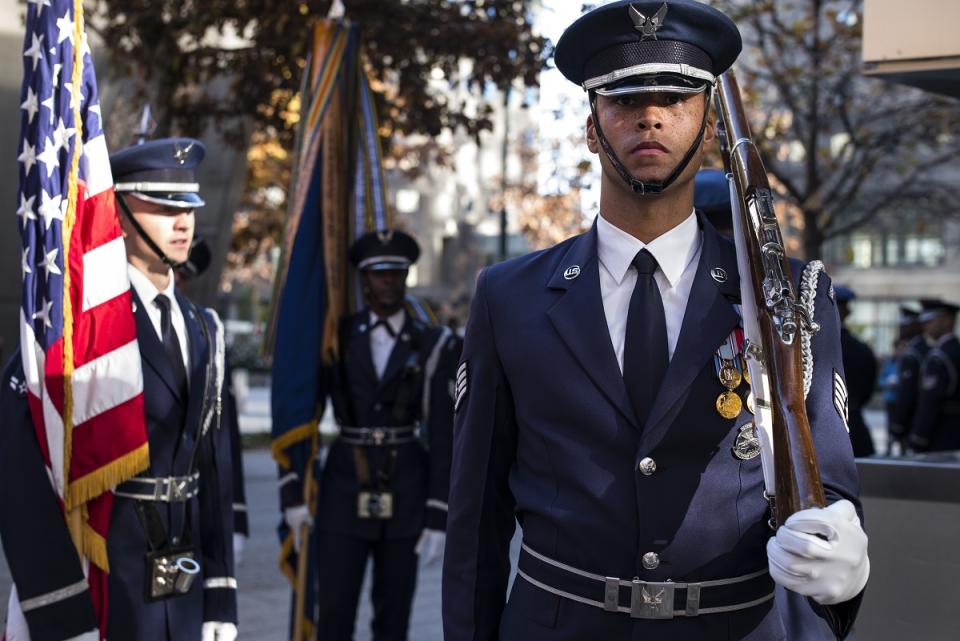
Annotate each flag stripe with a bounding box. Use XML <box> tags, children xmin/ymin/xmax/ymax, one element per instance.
<box><xmin>70</xmin><ymin>338</ymin><xmax>142</xmax><ymax>426</ymax></box>
<box><xmin>82</xmin><ymin>237</ymin><xmax>129</xmax><ymax>312</ymax></box>
<box><xmin>79</xmin><ymin>134</ymin><xmax>112</xmax><ymax>197</ymax></box>
<box><xmin>70</xmin><ymin>394</ymin><xmax>146</xmax><ymax>480</ymax></box>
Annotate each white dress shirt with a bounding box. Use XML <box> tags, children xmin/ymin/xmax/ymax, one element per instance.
<box><xmin>128</xmin><ymin>264</ymin><xmax>191</xmax><ymax>375</ymax></box>
<box><xmin>369</xmin><ymin>309</ymin><xmax>405</xmax><ymax>379</ymax></box>
<box><xmin>597</xmin><ymin>211</ymin><xmax>702</xmax><ymax>371</ymax></box>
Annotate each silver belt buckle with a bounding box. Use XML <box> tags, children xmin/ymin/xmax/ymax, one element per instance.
<box><xmin>371</xmin><ymin>428</ymin><xmax>386</xmax><ymax>446</ymax></box>
<box><xmin>629</xmin><ymin>579</ymin><xmax>675</xmax><ymax>620</ymax></box>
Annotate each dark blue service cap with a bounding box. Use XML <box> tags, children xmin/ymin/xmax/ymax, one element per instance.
<box><xmin>919</xmin><ymin>299</ymin><xmax>959</xmax><ymax>322</ymax></box>
<box><xmin>898</xmin><ymin>306</ymin><xmax>920</xmax><ymax>325</ymax></box>
<box><xmin>349</xmin><ymin>230</ymin><xmax>420</xmax><ymax>272</ymax></box>
<box><xmin>110</xmin><ymin>137</ymin><xmax>206</xmax><ymax>209</ymax></box>
<box><xmin>834</xmin><ymin>285</ymin><xmax>856</xmax><ymax>303</ymax></box>
<box><xmin>555</xmin><ymin>1</ymin><xmax>742</xmax><ymax>95</ymax></box>
<box><xmin>694</xmin><ymin>168</ymin><xmax>730</xmax><ymax>212</ymax></box>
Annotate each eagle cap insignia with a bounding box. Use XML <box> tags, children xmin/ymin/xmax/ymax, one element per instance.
<box><xmin>376</xmin><ymin>229</ymin><xmax>395</xmax><ymax>245</ymax></box>
<box><xmin>173</xmin><ymin>141</ymin><xmax>195</xmax><ymax>165</ymax></box>
<box><xmin>630</xmin><ymin>3</ymin><xmax>669</xmax><ymax>41</ymax></box>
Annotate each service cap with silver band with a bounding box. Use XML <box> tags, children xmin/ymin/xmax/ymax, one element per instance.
<box><xmin>349</xmin><ymin>229</ymin><xmax>421</xmax><ymax>272</ymax></box>
<box><xmin>555</xmin><ymin>0</ymin><xmax>742</xmax><ymax>96</ymax></box>
<box><xmin>553</xmin><ymin>1</ymin><xmax>743</xmax><ymax>195</ymax></box>
<box><xmin>110</xmin><ymin>137</ymin><xmax>206</xmax><ymax>209</ymax></box>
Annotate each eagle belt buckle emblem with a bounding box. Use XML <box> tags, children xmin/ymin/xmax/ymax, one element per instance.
<box><xmin>371</xmin><ymin>428</ymin><xmax>386</xmax><ymax>446</ymax></box>
<box><xmin>630</xmin><ymin>579</ymin><xmax>675</xmax><ymax>619</ymax></box>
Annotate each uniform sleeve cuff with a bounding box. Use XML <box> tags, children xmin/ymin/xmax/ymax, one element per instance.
<box><xmin>20</xmin><ymin>580</ymin><xmax>98</xmax><ymax>641</ymax></box>
<box><xmin>203</xmin><ymin>579</ymin><xmax>238</xmax><ymax>624</ymax></box>
<box><xmin>426</xmin><ymin>499</ymin><xmax>448</xmax><ymax>531</ymax></box>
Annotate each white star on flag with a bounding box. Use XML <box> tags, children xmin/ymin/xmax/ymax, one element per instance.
<box><xmin>52</xmin><ymin>119</ymin><xmax>76</xmax><ymax>152</ymax></box>
<box><xmin>17</xmin><ymin>194</ymin><xmax>37</xmax><ymax>229</ymax></box>
<box><xmin>56</xmin><ymin>11</ymin><xmax>74</xmax><ymax>45</ymax></box>
<box><xmin>38</xmin><ymin>189</ymin><xmax>64</xmax><ymax>230</ymax></box>
<box><xmin>37</xmin><ymin>136</ymin><xmax>61</xmax><ymax>177</ymax></box>
<box><xmin>23</xmin><ymin>32</ymin><xmax>44</xmax><ymax>71</ymax></box>
<box><xmin>32</xmin><ymin>299</ymin><xmax>54</xmax><ymax>329</ymax></box>
<box><xmin>41</xmin><ymin>92</ymin><xmax>55</xmax><ymax>125</ymax></box>
<box><xmin>27</xmin><ymin>0</ymin><xmax>52</xmax><ymax>14</ymax></box>
<box><xmin>18</xmin><ymin>141</ymin><xmax>37</xmax><ymax>175</ymax></box>
<box><xmin>52</xmin><ymin>63</ymin><xmax>62</xmax><ymax>86</ymax></box>
<box><xmin>21</xmin><ymin>248</ymin><xmax>33</xmax><ymax>276</ymax></box>
<box><xmin>63</xmin><ymin>82</ymin><xmax>85</xmax><ymax>107</ymax></box>
<box><xmin>21</xmin><ymin>87</ymin><xmax>39</xmax><ymax>125</ymax></box>
<box><xmin>41</xmin><ymin>248</ymin><xmax>63</xmax><ymax>277</ymax></box>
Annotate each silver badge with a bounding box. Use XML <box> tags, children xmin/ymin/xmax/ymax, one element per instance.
<box><xmin>376</xmin><ymin>229</ymin><xmax>395</xmax><ymax>245</ymax></box>
<box><xmin>564</xmin><ymin>265</ymin><xmax>581</xmax><ymax>281</ymax></box>
<box><xmin>711</xmin><ymin>267</ymin><xmax>728</xmax><ymax>283</ymax></box>
<box><xmin>629</xmin><ymin>3</ymin><xmax>668</xmax><ymax>41</ymax></box>
<box><xmin>733</xmin><ymin>423</ymin><xmax>761</xmax><ymax>461</ymax></box>
<box><xmin>173</xmin><ymin>141</ymin><xmax>195</xmax><ymax>165</ymax></box>
<box><xmin>455</xmin><ymin>361</ymin><xmax>468</xmax><ymax>412</ymax></box>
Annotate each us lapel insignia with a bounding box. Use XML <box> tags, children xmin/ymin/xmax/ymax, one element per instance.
<box><xmin>132</xmin><ymin>300</ymin><xmax>138</xmax><ymax>314</ymax></box>
<box><xmin>733</xmin><ymin>422</ymin><xmax>761</xmax><ymax>460</ymax></box>
<box><xmin>455</xmin><ymin>361</ymin><xmax>468</xmax><ymax>412</ymax></box>
<box><xmin>833</xmin><ymin>369</ymin><xmax>849</xmax><ymax>431</ymax></box>
<box><xmin>711</xmin><ymin>267</ymin><xmax>728</xmax><ymax>283</ymax></box>
<box><xmin>563</xmin><ymin>265</ymin><xmax>581</xmax><ymax>280</ymax></box>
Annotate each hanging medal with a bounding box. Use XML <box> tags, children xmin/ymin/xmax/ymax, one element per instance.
<box><xmin>714</xmin><ymin>329</ymin><xmax>745</xmax><ymax>420</ymax></box>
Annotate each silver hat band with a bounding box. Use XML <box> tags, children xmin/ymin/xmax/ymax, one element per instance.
<box><xmin>595</xmin><ymin>83</ymin><xmax>709</xmax><ymax>97</ymax></box>
<box><xmin>121</xmin><ymin>192</ymin><xmax>204</xmax><ymax>209</ymax></box>
<box><xmin>584</xmin><ymin>63</ymin><xmax>715</xmax><ymax>92</ymax></box>
<box><xmin>358</xmin><ymin>255</ymin><xmax>411</xmax><ymax>270</ymax></box>
<box><xmin>115</xmin><ymin>181</ymin><xmax>201</xmax><ymax>193</ymax></box>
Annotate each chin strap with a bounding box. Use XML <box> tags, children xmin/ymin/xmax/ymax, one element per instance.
<box><xmin>590</xmin><ymin>88</ymin><xmax>712</xmax><ymax>196</ymax></box>
<box><xmin>116</xmin><ymin>192</ymin><xmax>186</xmax><ymax>269</ymax></box>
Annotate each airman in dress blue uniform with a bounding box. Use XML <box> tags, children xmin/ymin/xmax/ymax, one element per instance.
<box><xmin>909</xmin><ymin>300</ymin><xmax>960</xmax><ymax>452</ymax></box>
<box><xmin>834</xmin><ymin>286</ymin><xmax>877</xmax><ymax>457</ymax></box>
<box><xmin>280</xmin><ymin>230</ymin><xmax>460</xmax><ymax>641</ymax></box>
<box><xmin>442</xmin><ymin>3</ymin><xmax>868</xmax><ymax>640</ymax></box>
<box><xmin>890</xmin><ymin>299</ymin><xmax>939</xmax><ymax>442</ymax></box>
<box><xmin>0</xmin><ymin>138</ymin><xmax>238</xmax><ymax>641</ymax></box>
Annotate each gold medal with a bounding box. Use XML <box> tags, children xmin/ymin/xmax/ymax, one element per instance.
<box><xmin>716</xmin><ymin>391</ymin><xmax>743</xmax><ymax>419</ymax></box>
<box><xmin>746</xmin><ymin>392</ymin><xmax>755</xmax><ymax>415</ymax></box>
<box><xmin>741</xmin><ymin>355</ymin><xmax>751</xmax><ymax>385</ymax></box>
<box><xmin>719</xmin><ymin>363</ymin><xmax>742</xmax><ymax>390</ymax></box>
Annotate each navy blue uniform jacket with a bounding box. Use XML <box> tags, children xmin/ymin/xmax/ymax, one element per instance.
<box><xmin>0</xmin><ymin>290</ymin><xmax>236</xmax><ymax>641</ymax></box>
<box><xmin>442</xmin><ymin>217</ymin><xmax>862</xmax><ymax>641</ymax></box>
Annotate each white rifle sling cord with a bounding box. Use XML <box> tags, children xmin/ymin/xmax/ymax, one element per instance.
<box><xmin>799</xmin><ymin>260</ymin><xmax>825</xmax><ymax>400</ymax></box>
<box><xmin>202</xmin><ymin>308</ymin><xmax>227</xmax><ymax>436</ymax></box>
<box><xmin>420</xmin><ymin>326</ymin><xmax>453</xmax><ymax>450</ymax></box>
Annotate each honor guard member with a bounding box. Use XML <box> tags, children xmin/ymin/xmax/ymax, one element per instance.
<box><xmin>177</xmin><ymin>236</ymin><xmax>250</xmax><ymax>563</ymax></box>
<box><xmin>883</xmin><ymin>306</ymin><xmax>921</xmax><ymax>453</ymax></box>
<box><xmin>909</xmin><ymin>300</ymin><xmax>960</xmax><ymax>452</ymax></box>
<box><xmin>0</xmin><ymin>138</ymin><xmax>239</xmax><ymax>641</ymax></box>
<box><xmin>281</xmin><ymin>230</ymin><xmax>459</xmax><ymax>641</ymax></box>
<box><xmin>834</xmin><ymin>286</ymin><xmax>877</xmax><ymax>457</ymax></box>
<box><xmin>891</xmin><ymin>299</ymin><xmax>939</xmax><ymax>442</ymax></box>
<box><xmin>443</xmin><ymin>3</ymin><xmax>868</xmax><ymax>641</ymax></box>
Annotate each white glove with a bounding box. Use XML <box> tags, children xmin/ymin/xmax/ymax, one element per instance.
<box><xmin>233</xmin><ymin>533</ymin><xmax>246</xmax><ymax>565</ymax></box>
<box><xmin>415</xmin><ymin>529</ymin><xmax>446</xmax><ymax>566</ymax></box>
<box><xmin>767</xmin><ymin>499</ymin><xmax>869</xmax><ymax>605</ymax></box>
<box><xmin>284</xmin><ymin>505</ymin><xmax>313</xmax><ymax>552</ymax></box>
<box><xmin>201</xmin><ymin>622</ymin><xmax>238</xmax><ymax>641</ymax></box>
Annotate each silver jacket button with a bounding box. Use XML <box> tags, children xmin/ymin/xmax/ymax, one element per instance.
<box><xmin>642</xmin><ymin>552</ymin><xmax>660</xmax><ymax>570</ymax></box>
<box><xmin>638</xmin><ymin>457</ymin><xmax>657</xmax><ymax>476</ymax></box>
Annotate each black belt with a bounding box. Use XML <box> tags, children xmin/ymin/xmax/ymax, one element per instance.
<box><xmin>338</xmin><ymin>426</ymin><xmax>417</xmax><ymax>446</ymax></box>
<box><xmin>517</xmin><ymin>543</ymin><xmax>774</xmax><ymax>620</ymax></box>
<box><xmin>115</xmin><ymin>473</ymin><xmax>200</xmax><ymax>503</ymax></box>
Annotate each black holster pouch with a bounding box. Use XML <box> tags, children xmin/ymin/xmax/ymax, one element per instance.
<box><xmin>136</xmin><ymin>495</ymin><xmax>200</xmax><ymax>602</ymax></box>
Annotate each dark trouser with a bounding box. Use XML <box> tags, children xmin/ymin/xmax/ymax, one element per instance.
<box><xmin>315</xmin><ymin>531</ymin><xmax>419</xmax><ymax>641</ymax></box>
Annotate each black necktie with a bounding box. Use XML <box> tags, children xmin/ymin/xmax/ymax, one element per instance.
<box><xmin>623</xmin><ymin>249</ymin><xmax>669</xmax><ymax>427</ymax></box>
<box><xmin>155</xmin><ymin>294</ymin><xmax>188</xmax><ymax>399</ymax></box>
<box><xmin>370</xmin><ymin>318</ymin><xmax>397</xmax><ymax>338</ymax></box>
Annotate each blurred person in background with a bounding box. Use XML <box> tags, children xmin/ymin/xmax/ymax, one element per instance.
<box><xmin>834</xmin><ymin>286</ymin><xmax>877</xmax><ymax>457</ymax></box>
<box><xmin>909</xmin><ymin>300</ymin><xmax>960</xmax><ymax>452</ymax></box>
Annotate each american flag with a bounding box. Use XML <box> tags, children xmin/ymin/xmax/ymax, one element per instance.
<box><xmin>16</xmin><ymin>0</ymin><xmax>148</xmax><ymax>633</ymax></box>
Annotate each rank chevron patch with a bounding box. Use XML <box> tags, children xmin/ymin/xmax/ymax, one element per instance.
<box><xmin>833</xmin><ymin>369</ymin><xmax>849</xmax><ymax>432</ymax></box>
<box><xmin>455</xmin><ymin>361</ymin><xmax>468</xmax><ymax>413</ymax></box>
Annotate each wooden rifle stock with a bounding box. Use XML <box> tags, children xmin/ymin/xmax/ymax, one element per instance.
<box><xmin>714</xmin><ymin>70</ymin><xmax>825</xmax><ymax>525</ymax></box>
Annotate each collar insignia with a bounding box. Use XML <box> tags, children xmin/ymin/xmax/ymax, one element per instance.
<box><xmin>564</xmin><ymin>265</ymin><xmax>581</xmax><ymax>280</ymax></box>
<box><xmin>630</xmin><ymin>3</ymin><xmax>669</xmax><ymax>41</ymax></box>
